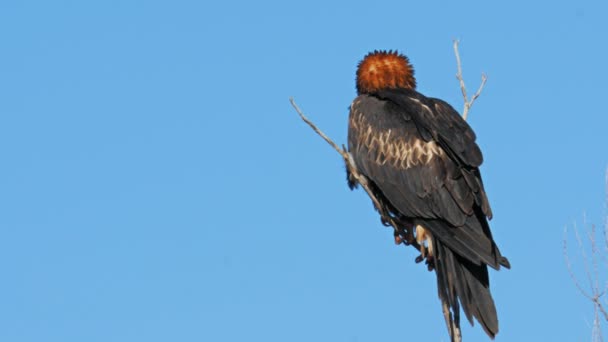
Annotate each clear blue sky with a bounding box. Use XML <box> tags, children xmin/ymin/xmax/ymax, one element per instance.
<box><xmin>1</xmin><ymin>0</ymin><xmax>607</xmax><ymax>341</ymax></box>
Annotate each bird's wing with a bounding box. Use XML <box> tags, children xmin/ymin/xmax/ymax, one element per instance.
<box><xmin>348</xmin><ymin>92</ymin><xmax>501</xmax><ymax>268</ymax></box>
<box><xmin>377</xmin><ymin>88</ymin><xmax>493</xmax><ymax>218</ymax></box>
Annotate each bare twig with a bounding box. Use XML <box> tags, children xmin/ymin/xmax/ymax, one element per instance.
<box><xmin>565</xmin><ymin>223</ymin><xmax>608</xmax><ymax>316</ymax></box>
<box><xmin>442</xmin><ymin>301</ymin><xmax>462</xmax><ymax>342</ymax></box>
<box><xmin>564</xmin><ymin>170</ymin><xmax>608</xmax><ymax>341</ymax></box>
<box><xmin>291</xmin><ymin>43</ymin><xmax>488</xmax><ymax>342</ymax></box>
<box><xmin>601</xmin><ymin>301</ymin><xmax>608</xmax><ymax>323</ymax></box>
<box><xmin>289</xmin><ymin>99</ymin><xmax>343</xmax><ymax>156</ymax></box>
<box><xmin>453</xmin><ymin>40</ymin><xmax>488</xmax><ymax>121</ymax></box>
<box><xmin>564</xmin><ymin>223</ymin><xmax>593</xmax><ymax>301</ymax></box>
<box><xmin>604</xmin><ymin>169</ymin><xmax>608</xmax><ymax>270</ymax></box>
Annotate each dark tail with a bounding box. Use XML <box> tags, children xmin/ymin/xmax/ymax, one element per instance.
<box><xmin>433</xmin><ymin>238</ymin><xmax>500</xmax><ymax>339</ymax></box>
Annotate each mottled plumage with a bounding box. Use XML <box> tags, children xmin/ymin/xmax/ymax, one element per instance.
<box><xmin>347</xmin><ymin>51</ymin><xmax>509</xmax><ymax>339</ymax></box>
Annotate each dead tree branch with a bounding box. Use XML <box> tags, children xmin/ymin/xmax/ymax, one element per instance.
<box><xmin>290</xmin><ymin>42</ymin><xmax>488</xmax><ymax>342</ymax></box>
<box><xmin>453</xmin><ymin>40</ymin><xmax>487</xmax><ymax>121</ymax></box>
<box><xmin>564</xmin><ymin>168</ymin><xmax>608</xmax><ymax>342</ymax></box>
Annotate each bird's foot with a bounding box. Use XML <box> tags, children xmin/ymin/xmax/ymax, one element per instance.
<box><xmin>414</xmin><ymin>253</ymin><xmax>435</xmax><ymax>271</ymax></box>
<box><xmin>393</xmin><ymin>224</ymin><xmax>415</xmax><ymax>245</ymax></box>
<box><xmin>414</xmin><ymin>225</ymin><xmax>435</xmax><ymax>271</ymax></box>
<box><xmin>425</xmin><ymin>255</ymin><xmax>435</xmax><ymax>271</ymax></box>
<box><xmin>394</xmin><ymin>230</ymin><xmax>404</xmax><ymax>245</ymax></box>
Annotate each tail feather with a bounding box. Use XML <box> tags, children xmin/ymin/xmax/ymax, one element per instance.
<box><xmin>434</xmin><ymin>238</ymin><xmax>499</xmax><ymax>339</ymax></box>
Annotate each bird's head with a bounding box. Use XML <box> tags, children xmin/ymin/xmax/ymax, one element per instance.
<box><xmin>356</xmin><ymin>50</ymin><xmax>416</xmax><ymax>94</ymax></box>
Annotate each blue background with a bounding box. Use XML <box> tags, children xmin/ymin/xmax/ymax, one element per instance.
<box><xmin>1</xmin><ymin>0</ymin><xmax>607</xmax><ymax>341</ymax></box>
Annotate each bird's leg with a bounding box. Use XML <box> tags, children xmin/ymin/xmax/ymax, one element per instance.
<box><xmin>415</xmin><ymin>225</ymin><xmax>435</xmax><ymax>271</ymax></box>
<box><xmin>404</xmin><ymin>224</ymin><xmax>415</xmax><ymax>245</ymax></box>
<box><xmin>416</xmin><ymin>225</ymin><xmax>428</xmax><ymax>258</ymax></box>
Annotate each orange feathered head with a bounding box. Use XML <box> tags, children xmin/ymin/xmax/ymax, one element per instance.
<box><xmin>356</xmin><ymin>50</ymin><xmax>416</xmax><ymax>94</ymax></box>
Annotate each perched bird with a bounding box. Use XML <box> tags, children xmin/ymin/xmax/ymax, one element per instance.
<box><xmin>347</xmin><ymin>50</ymin><xmax>510</xmax><ymax>340</ymax></box>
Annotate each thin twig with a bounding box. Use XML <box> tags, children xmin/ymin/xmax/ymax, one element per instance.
<box><xmin>578</xmin><ymin>217</ymin><xmax>595</xmax><ymax>292</ymax></box>
<box><xmin>289</xmin><ymin>99</ymin><xmax>343</xmax><ymax>156</ymax></box>
<box><xmin>604</xmin><ymin>169</ymin><xmax>608</xmax><ymax>270</ymax></box>
<box><xmin>453</xmin><ymin>40</ymin><xmax>468</xmax><ymax>112</ymax></box>
<box><xmin>453</xmin><ymin>40</ymin><xmax>488</xmax><ymax>121</ymax></box>
<box><xmin>564</xmin><ymin>209</ymin><xmax>608</xmax><ymax>341</ymax></box>
<box><xmin>564</xmin><ymin>224</ymin><xmax>593</xmax><ymax>300</ymax></box>
<box><xmin>600</xmin><ymin>300</ymin><xmax>608</xmax><ymax>322</ymax></box>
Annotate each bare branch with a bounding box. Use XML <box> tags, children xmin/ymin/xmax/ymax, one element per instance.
<box><xmin>453</xmin><ymin>40</ymin><xmax>487</xmax><ymax>121</ymax></box>
<box><xmin>442</xmin><ymin>301</ymin><xmax>461</xmax><ymax>342</ymax></box>
<box><xmin>453</xmin><ymin>40</ymin><xmax>468</xmax><ymax>112</ymax></box>
<box><xmin>600</xmin><ymin>300</ymin><xmax>608</xmax><ymax>322</ymax></box>
<box><xmin>564</xmin><ymin>224</ymin><xmax>593</xmax><ymax>300</ymax></box>
<box><xmin>289</xmin><ymin>97</ymin><xmax>422</xmax><ymax>253</ymax></box>
<box><xmin>289</xmin><ymin>98</ymin><xmax>343</xmax><ymax>156</ymax></box>
<box><xmin>577</xmin><ymin>217</ymin><xmax>595</xmax><ymax>292</ymax></box>
<box><xmin>564</xmin><ymin>190</ymin><xmax>608</xmax><ymax>341</ymax></box>
<box><xmin>604</xmin><ymin>169</ymin><xmax>608</xmax><ymax>270</ymax></box>
<box><xmin>468</xmin><ymin>74</ymin><xmax>488</xmax><ymax>114</ymax></box>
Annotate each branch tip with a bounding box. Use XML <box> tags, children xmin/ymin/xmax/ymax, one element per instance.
<box><xmin>452</xmin><ymin>40</ymin><xmax>487</xmax><ymax>121</ymax></box>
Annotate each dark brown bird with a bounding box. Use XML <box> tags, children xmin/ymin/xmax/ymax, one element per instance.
<box><xmin>347</xmin><ymin>50</ymin><xmax>510</xmax><ymax>340</ymax></box>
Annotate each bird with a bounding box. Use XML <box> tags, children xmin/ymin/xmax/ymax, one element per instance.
<box><xmin>346</xmin><ymin>50</ymin><xmax>510</xmax><ymax>340</ymax></box>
